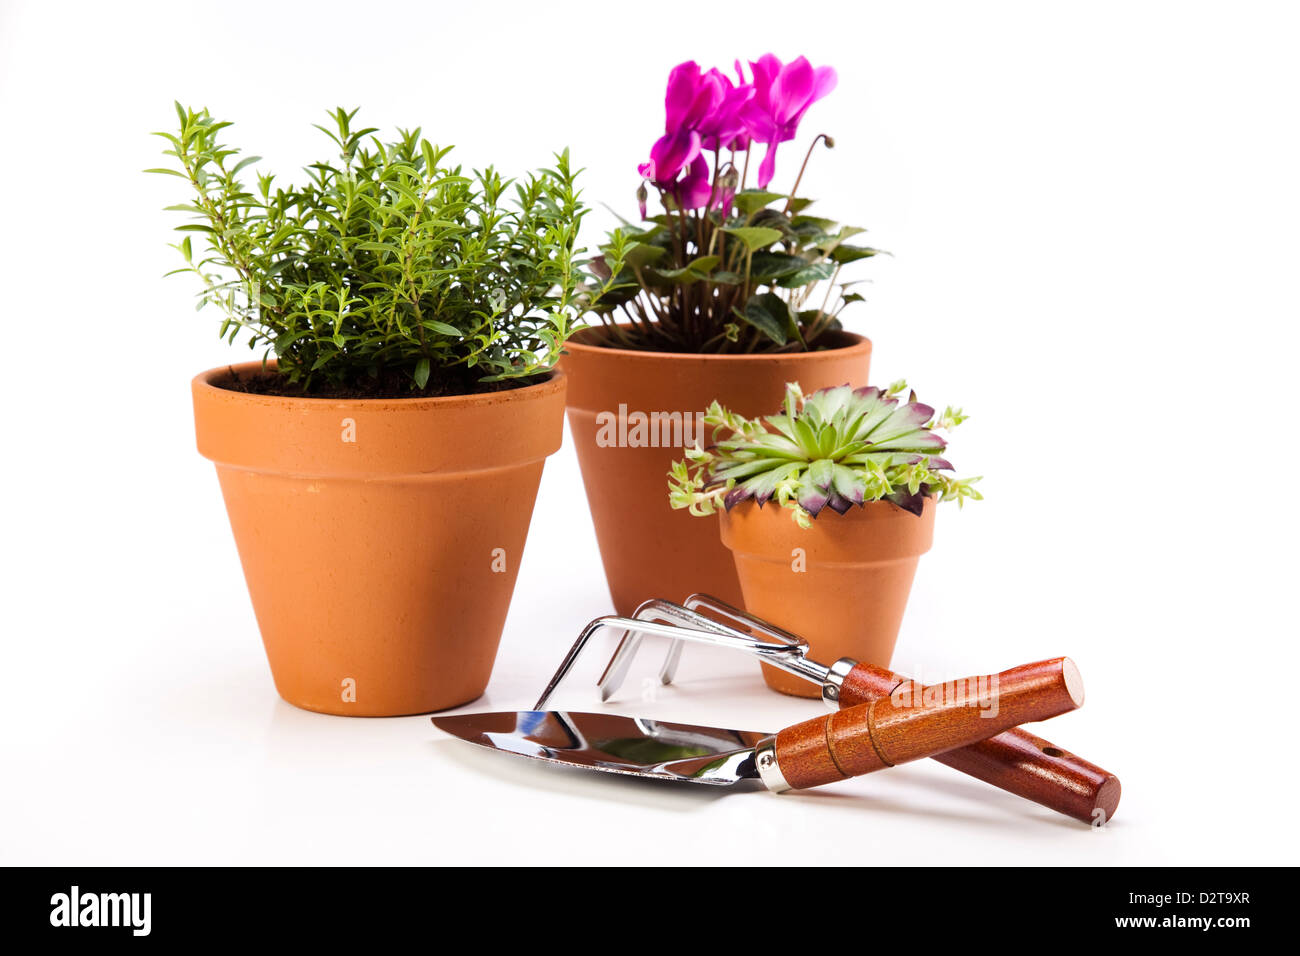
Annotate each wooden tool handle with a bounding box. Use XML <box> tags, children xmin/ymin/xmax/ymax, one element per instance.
<box><xmin>772</xmin><ymin>658</ymin><xmax>1084</xmax><ymax>791</ymax></box>
<box><xmin>838</xmin><ymin>659</ymin><xmax>1120</xmax><ymax>824</ymax></box>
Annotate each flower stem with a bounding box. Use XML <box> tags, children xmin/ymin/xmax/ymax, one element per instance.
<box><xmin>783</xmin><ymin>134</ymin><xmax>832</xmax><ymax>214</ymax></box>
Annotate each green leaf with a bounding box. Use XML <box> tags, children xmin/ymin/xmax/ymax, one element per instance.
<box><xmin>731</xmin><ymin>190</ymin><xmax>784</xmax><ymax>216</ymax></box>
<box><xmin>790</xmin><ymin>215</ymin><xmax>838</xmax><ymax>234</ymax></box>
<box><xmin>735</xmin><ymin>292</ymin><xmax>791</xmax><ymax>345</ymax></box>
<box><xmin>652</xmin><ymin>255</ymin><xmax>721</xmax><ymax>283</ymax></box>
<box><xmin>144</xmin><ymin>167</ymin><xmax>188</xmax><ymax>178</ymax></box>
<box><xmin>749</xmin><ymin>252</ymin><xmax>808</xmax><ymax>281</ymax></box>
<box><xmin>424</xmin><ymin>320</ymin><xmax>461</xmax><ymax>336</ymax></box>
<box><xmin>413</xmin><ymin>358</ymin><xmax>431</xmax><ymax>388</ymax></box>
<box><xmin>720</xmin><ymin>226</ymin><xmax>783</xmax><ymax>252</ymax></box>
<box><xmin>830</xmin><ymin>245</ymin><xmax>882</xmax><ymax>264</ymax></box>
<box><xmin>622</xmin><ymin>243</ymin><xmax>668</xmax><ymax>269</ymax></box>
<box><xmin>775</xmin><ymin>262</ymin><xmax>837</xmax><ymax>288</ymax></box>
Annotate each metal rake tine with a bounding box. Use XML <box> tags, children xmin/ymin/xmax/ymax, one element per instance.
<box><xmin>534</xmin><ymin>613</ymin><xmax>729</xmax><ymax>710</ymax></box>
<box><xmin>682</xmin><ymin>593</ymin><xmax>812</xmax><ymax>649</ymax></box>
<box><xmin>658</xmin><ymin>639</ymin><xmax>686</xmax><ymax>688</ymax></box>
<box><xmin>599</xmin><ymin>598</ymin><xmax>816</xmax><ymax>701</ymax></box>
<box><xmin>652</xmin><ymin>594</ymin><xmax>813</xmax><ymax>688</ymax></box>
<box><xmin>598</xmin><ymin>599</ymin><xmax>737</xmax><ymax>701</ymax></box>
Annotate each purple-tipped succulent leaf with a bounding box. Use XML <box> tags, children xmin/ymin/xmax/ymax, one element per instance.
<box><xmin>723</xmin><ymin>485</ymin><xmax>752</xmax><ymax>510</ymax></box>
<box><xmin>673</xmin><ymin>380</ymin><xmax>972</xmax><ymax>525</ymax></box>
<box><xmin>826</xmin><ymin>492</ymin><xmax>854</xmax><ymax>515</ymax></box>
<box><xmin>886</xmin><ymin>487</ymin><xmax>928</xmax><ymax>516</ymax></box>
<box><xmin>796</xmin><ymin>484</ymin><xmax>829</xmax><ymax>516</ymax></box>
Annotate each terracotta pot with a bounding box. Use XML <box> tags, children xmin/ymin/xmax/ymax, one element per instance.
<box><xmin>192</xmin><ymin>362</ymin><xmax>565</xmax><ymax>716</ymax></box>
<box><xmin>561</xmin><ymin>327</ymin><xmax>871</xmax><ymax>615</ymax></box>
<box><xmin>720</xmin><ymin>497</ymin><xmax>936</xmax><ymax>698</ymax></box>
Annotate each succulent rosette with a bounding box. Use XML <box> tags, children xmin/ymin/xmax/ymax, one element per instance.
<box><xmin>669</xmin><ymin>382</ymin><xmax>982</xmax><ymax>527</ymax></box>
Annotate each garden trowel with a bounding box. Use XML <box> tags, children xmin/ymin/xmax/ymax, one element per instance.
<box><xmin>531</xmin><ymin>594</ymin><xmax>1120</xmax><ymax>821</ymax></box>
<box><xmin>433</xmin><ymin>655</ymin><xmax>1083</xmax><ymax>794</ymax></box>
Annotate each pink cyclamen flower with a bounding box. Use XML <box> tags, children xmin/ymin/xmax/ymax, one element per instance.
<box><xmin>638</xmin><ymin>62</ymin><xmax>719</xmax><ymax>185</ymax></box>
<box><xmin>638</xmin><ymin>127</ymin><xmax>701</xmax><ymax>190</ymax></box>
<box><xmin>639</xmin><ymin>61</ymin><xmax>737</xmax><ymax>212</ymax></box>
<box><xmin>741</xmin><ymin>54</ymin><xmax>838</xmax><ymax>188</ymax></box>
<box><xmin>695</xmin><ymin>67</ymin><xmax>754</xmax><ymax>152</ymax></box>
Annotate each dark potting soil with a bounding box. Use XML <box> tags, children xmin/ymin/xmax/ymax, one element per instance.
<box><xmin>214</xmin><ymin>365</ymin><xmax>543</xmax><ymax>400</ymax></box>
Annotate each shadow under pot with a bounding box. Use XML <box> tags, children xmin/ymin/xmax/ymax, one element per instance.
<box><xmin>191</xmin><ymin>362</ymin><xmax>566</xmax><ymax>716</ymax></box>
<box><xmin>560</xmin><ymin>326</ymin><xmax>872</xmax><ymax>615</ymax></box>
<box><xmin>719</xmin><ymin>496</ymin><xmax>936</xmax><ymax>698</ymax></box>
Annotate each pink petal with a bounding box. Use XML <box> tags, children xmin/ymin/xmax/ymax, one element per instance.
<box><xmin>648</xmin><ymin>128</ymin><xmax>701</xmax><ymax>183</ymax></box>
<box><xmin>676</xmin><ymin>155</ymin><xmax>713</xmax><ymax>209</ymax></box>
<box><xmin>771</xmin><ymin>56</ymin><xmax>814</xmax><ymax>126</ymax></box>
<box><xmin>756</xmin><ymin>139</ymin><xmax>778</xmax><ymax>189</ymax></box>
<box><xmin>664</xmin><ymin>61</ymin><xmax>704</xmax><ymax>131</ymax></box>
<box><xmin>748</xmin><ymin>53</ymin><xmax>782</xmax><ymax>112</ymax></box>
<box><xmin>791</xmin><ymin>65</ymin><xmax>838</xmax><ymax>127</ymax></box>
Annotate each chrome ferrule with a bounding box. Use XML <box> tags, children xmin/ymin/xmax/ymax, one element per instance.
<box><xmin>753</xmin><ymin>736</ymin><xmax>791</xmax><ymax>793</ymax></box>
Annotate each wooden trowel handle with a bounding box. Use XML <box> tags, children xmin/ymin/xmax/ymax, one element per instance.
<box><xmin>763</xmin><ymin>658</ymin><xmax>1084</xmax><ymax>793</ymax></box>
<box><xmin>837</xmin><ymin>659</ymin><xmax>1120</xmax><ymax>825</ymax></box>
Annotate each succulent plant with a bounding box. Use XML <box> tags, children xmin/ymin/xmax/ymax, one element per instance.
<box><xmin>669</xmin><ymin>381</ymin><xmax>982</xmax><ymax>527</ymax></box>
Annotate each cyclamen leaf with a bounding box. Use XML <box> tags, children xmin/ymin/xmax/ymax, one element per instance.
<box><xmin>731</xmin><ymin>190</ymin><xmax>785</xmax><ymax>216</ymax></box>
<box><xmin>830</xmin><ymin>244</ymin><xmax>882</xmax><ymax>264</ymax></box>
<box><xmin>653</xmin><ymin>255</ymin><xmax>720</xmax><ymax>283</ymax></box>
<box><xmin>775</xmin><ymin>262</ymin><xmax>836</xmax><ymax>288</ymax></box>
<box><xmin>735</xmin><ymin>293</ymin><xmax>791</xmax><ymax>346</ymax></box>
<box><xmin>749</xmin><ymin>252</ymin><xmax>808</xmax><ymax>281</ymax></box>
<box><xmin>720</xmin><ymin>226</ymin><xmax>783</xmax><ymax>252</ymax></box>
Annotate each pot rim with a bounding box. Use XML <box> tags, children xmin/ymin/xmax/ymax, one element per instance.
<box><xmin>719</xmin><ymin>495</ymin><xmax>937</xmax><ymax>561</ymax></box>
<box><xmin>192</xmin><ymin>360</ymin><xmax>564</xmax><ymax>411</ymax></box>
<box><xmin>563</xmin><ymin>324</ymin><xmax>871</xmax><ymax>363</ymax></box>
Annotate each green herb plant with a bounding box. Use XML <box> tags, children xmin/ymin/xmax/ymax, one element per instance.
<box><xmin>669</xmin><ymin>382</ymin><xmax>982</xmax><ymax>528</ymax></box>
<box><xmin>150</xmin><ymin>104</ymin><xmax>620</xmax><ymax>393</ymax></box>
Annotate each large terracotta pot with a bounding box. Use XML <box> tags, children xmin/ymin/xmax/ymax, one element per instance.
<box><xmin>561</xmin><ymin>327</ymin><xmax>871</xmax><ymax>615</ymax></box>
<box><xmin>192</xmin><ymin>362</ymin><xmax>565</xmax><ymax>716</ymax></box>
<box><xmin>720</xmin><ymin>497</ymin><xmax>936</xmax><ymax>697</ymax></box>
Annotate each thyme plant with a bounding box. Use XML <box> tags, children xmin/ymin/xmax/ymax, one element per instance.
<box><xmin>151</xmin><ymin>104</ymin><xmax>609</xmax><ymax>394</ymax></box>
<box><xmin>669</xmin><ymin>382</ymin><xmax>982</xmax><ymax>527</ymax></box>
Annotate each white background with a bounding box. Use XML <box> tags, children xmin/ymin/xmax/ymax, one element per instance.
<box><xmin>1</xmin><ymin>0</ymin><xmax>1297</xmax><ymax>865</ymax></box>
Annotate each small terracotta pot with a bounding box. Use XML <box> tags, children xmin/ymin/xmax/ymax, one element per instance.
<box><xmin>561</xmin><ymin>327</ymin><xmax>871</xmax><ymax>615</ymax></box>
<box><xmin>192</xmin><ymin>362</ymin><xmax>565</xmax><ymax>716</ymax></box>
<box><xmin>720</xmin><ymin>497</ymin><xmax>936</xmax><ymax>698</ymax></box>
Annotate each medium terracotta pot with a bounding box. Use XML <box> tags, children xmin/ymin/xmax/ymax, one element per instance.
<box><xmin>720</xmin><ymin>497</ymin><xmax>936</xmax><ymax>698</ymax></box>
<box><xmin>192</xmin><ymin>362</ymin><xmax>565</xmax><ymax>716</ymax></box>
<box><xmin>561</xmin><ymin>327</ymin><xmax>871</xmax><ymax>615</ymax></box>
